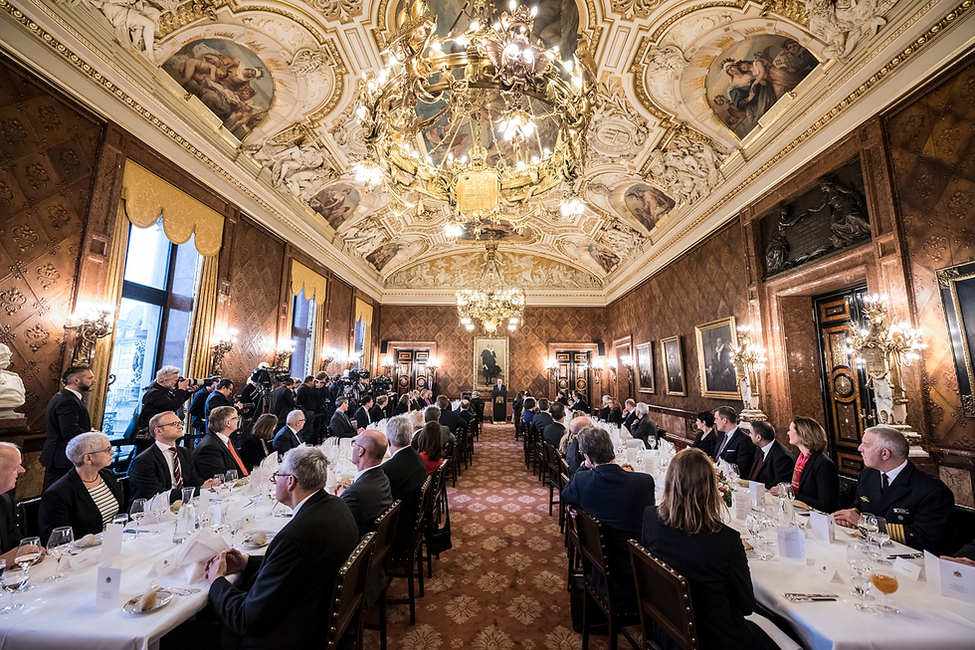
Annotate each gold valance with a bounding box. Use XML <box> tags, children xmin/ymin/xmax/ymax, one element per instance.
<box><xmin>291</xmin><ymin>260</ymin><xmax>328</xmax><ymax>303</ymax></box>
<box><xmin>121</xmin><ymin>160</ymin><xmax>224</xmax><ymax>257</ymax></box>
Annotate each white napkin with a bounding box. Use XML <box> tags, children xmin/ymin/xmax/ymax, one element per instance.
<box><xmin>175</xmin><ymin>529</ymin><xmax>231</xmax><ymax>583</ymax></box>
<box><xmin>142</xmin><ymin>492</ymin><xmax>177</xmax><ymax>525</ymax></box>
<box><xmin>260</xmin><ymin>453</ymin><xmax>279</xmax><ymax>472</ymax></box>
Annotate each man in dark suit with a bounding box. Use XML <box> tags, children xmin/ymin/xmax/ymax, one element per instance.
<box><xmin>41</xmin><ymin>366</ymin><xmax>94</xmax><ymax>489</ymax></box>
<box><xmin>295</xmin><ymin>376</ymin><xmax>321</xmax><ymax>444</ymax></box>
<box><xmin>532</xmin><ymin>398</ymin><xmax>554</xmax><ymax>436</ymax></box>
<box><xmin>437</xmin><ymin>395</ymin><xmax>464</xmax><ymax>434</ymax></box>
<box><xmin>622</xmin><ymin>399</ymin><xmax>637</xmax><ymax>430</ymax></box>
<box><xmin>269</xmin><ymin>378</ymin><xmax>297</xmax><ymax>426</ymax></box>
<box><xmin>568</xmin><ymin>390</ymin><xmax>590</xmax><ymax>414</ymax></box>
<box><xmin>353</xmin><ymin>394</ymin><xmax>376</xmax><ymax>429</ymax></box>
<box><xmin>381</xmin><ymin>416</ymin><xmax>427</xmax><ymax>553</ymax></box>
<box><xmin>129</xmin><ymin>411</ymin><xmax>219</xmax><ymax>502</ymax></box>
<box><xmin>371</xmin><ymin>395</ymin><xmax>388</xmax><ymax>423</ymax></box>
<box><xmin>205</xmin><ymin>379</ymin><xmax>239</xmax><ymax>422</ymax></box>
<box><xmin>188</xmin><ymin>384</ymin><xmax>215</xmax><ymax>439</ymax></box>
<box><xmin>713</xmin><ymin>406</ymin><xmax>757</xmax><ymax>477</ymax></box>
<box><xmin>630</xmin><ymin>402</ymin><xmax>660</xmax><ymax>448</ymax></box>
<box><xmin>272</xmin><ymin>410</ymin><xmax>306</xmax><ymax>457</ymax></box>
<box><xmin>562</xmin><ymin>426</ymin><xmax>656</xmax><ymax>601</ymax></box>
<box><xmin>0</xmin><ymin>443</ymin><xmax>26</xmax><ymax>560</ymax></box>
<box><xmin>206</xmin><ymin>446</ymin><xmax>359</xmax><ymax>649</ymax></box>
<box><xmin>458</xmin><ymin>399</ymin><xmax>475</xmax><ymax>429</ymax></box>
<box><xmin>597</xmin><ymin>395</ymin><xmax>611</xmax><ymax>421</ymax></box>
<box><xmin>337</xmin><ymin>430</ymin><xmax>392</xmax><ymax>537</ymax></box>
<box><xmin>329</xmin><ymin>397</ymin><xmax>358</xmax><ymax>438</ymax></box>
<box><xmin>543</xmin><ymin>402</ymin><xmax>567</xmax><ymax>448</ymax></box>
<box><xmin>193</xmin><ymin>406</ymin><xmax>248</xmax><ymax>479</ymax></box>
<box><xmin>835</xmin><ymin>426</ymin><xmax>955</xmax><ymax>553</ymax></box>
<box><xmin>746</xmin><ymin>420</ymin><xmax>796</xmax><ymax>489</ymax></box>
<box><xmin>491</xmin><ymin>378</ymin><xmax>507</xmax><ymax>423</ymax></box>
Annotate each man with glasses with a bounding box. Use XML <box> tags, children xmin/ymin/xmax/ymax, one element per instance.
<box><xmin>193</xmin><ymin>406</ymin><xmax>249</xmax><ymax>480</ymax></box>
<box><xmin>128</xmin><ymin>411</ymin><xmax>220</xmax><ymax>502</ymax></box>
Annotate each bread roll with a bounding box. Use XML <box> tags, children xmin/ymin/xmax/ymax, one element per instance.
<box><xmin>80</xmin><ymin>533</ymin><xmax>97</xmax><ymax>547</ymax></box>
<box><xmin>245</xmin><ymin>532</ymin><xmax>267</xmax><ymax>546</ymax></box>
<box><xmin>137</xmin><ymin>586</ymin><xmax>160</xmax><ymax>612</ymax></box>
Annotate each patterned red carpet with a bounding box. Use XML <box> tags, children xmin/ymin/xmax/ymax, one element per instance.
<box><xmin>368</xmin><ymin>423</ymin><xmax>612</xmax><ymax>650</ymax></box>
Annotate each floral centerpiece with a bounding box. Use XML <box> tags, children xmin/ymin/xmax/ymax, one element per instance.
<box><xmin>715</xmin><ymin>466</ymin><xmax>734</xmax><ymax>507</ymax></box>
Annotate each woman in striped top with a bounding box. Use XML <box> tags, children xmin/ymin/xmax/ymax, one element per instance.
<box><xmin>38</xmin><ymin>431</ymin><xmax>123</xmax><ymax>542</ymax></box>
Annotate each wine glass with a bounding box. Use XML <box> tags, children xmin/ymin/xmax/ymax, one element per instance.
<box><xmin>0</xmin><ymin>560</ymin><xmax>25</xmax><ymax>613</ymax></box>
<box><xmin>870</xmin><ymin>567</ymin><xmax>899</xmax><ymax>614</ymax></box>
<box><xmin>859</xmin><ymin>513</ymin><xmax>879</xmax><ymax>542</ymax></box>
<box><xmin>129</xmin><ymin>499</ymin><xmax>147</xmax><ymax>539</ymax></box>
<box><xmin>225</xmin><ymin>469</ymin><xmax>239</xmax><ymax>484</ymax></box>
<box><xmin>45</xmin><ymin>526</ymin><xmax>74</xmax><ymax>582</ymax></box>
<box><xmin>150</xmin><ymin>494</ymin><xmax>168</xmax><ymax>522</ymax></box>
<box><xmin>227</xmin><ymin>518</ymin><xmax>242</xmax><ymax>545</ymax></box>
<box><xmin>14</xmin><ymin>537</ymin><xmax>41</xmax><ymax>591</ymax></box>
<box><xmin>873</xmin><ymin>516</ymin><xmax>891</xmax><ymax>549</ymax></box>
<box><xmin>728</xmin><ymin>463</ymin><xmax>740</xmax><ymax>485</ymax></box>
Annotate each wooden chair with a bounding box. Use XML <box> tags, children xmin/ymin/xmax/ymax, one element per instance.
<box><xmin>628</xmin><ymin>540</ymin><xmax>698</xmax><ymax>650</ymax></box>
<box><xmin>363</xmin><ymin>501</ymin><xmax>402</xmax><ymax>650</ymax></box>
<box><xmin>542</xmin><ymin>442</ymin><xmax>561</xmax><ymax>516</ymax></box>
<box><xmin>387</xmin><ymin>475</ymin><xmax>432</xmax><ymax>625</ymax></box>
<box><xmin>574</xmin><ymin>508</ymin><xmax>641</xmax><ymax>650</ymax></box>
<box><xmin>424</xmin><ymin>459</ymin><xmax>451</xmax><ymax>577</ymax></box>
<box><xmin>324</xmin><ymin>532</ymin><xmax>376</xmax><ymax>650</ymax></box>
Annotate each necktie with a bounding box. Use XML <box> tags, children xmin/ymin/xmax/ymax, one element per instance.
<box><xmin>750</xmin><ymin>452</ymin><xmax>764</xmax><ymax>481</ymax></box>
<box><xmin>881</xmin><ymin>473</ymin><xmax>889</xmax><ymax>493</ymax></box>
<box><xmin>715</xmin><ymin>432</ymin><xmax>729</xmax><ymax>457</ymax></box>
<box><xmin>169</xmin><ymin>447</ymin><xmax>183</xmax><ymax>489</ymax></box>
<box><xmin>227</xmin><ymin>439</ymin><xmax>249</xmax><ymax>476</ymax></box>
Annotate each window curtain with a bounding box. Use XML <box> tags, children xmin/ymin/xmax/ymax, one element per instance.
<box><xmin>290</xmin><ymin>260</ymin><xmax>328</xmax><ymax>372</ymax></box>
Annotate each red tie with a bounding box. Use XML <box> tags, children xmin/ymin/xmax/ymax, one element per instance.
<box><xmin>227</xmin><ymin>440</ymin><xmax>249</xmax><ymax>476</ymax></box>
<box><xmin>750</xmin><ymin>453</ymin><xmax>764</xmax><ymax>481</ymax></box>
<box><xmin>169</xmin><ymin>447</ymin><xmax>183</xmax><ymax>489</ymax></box>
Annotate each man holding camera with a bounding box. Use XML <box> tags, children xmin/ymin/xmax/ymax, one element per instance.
<box><xmin>138</xmin><ymin>366</ymin><xmax>207</xmax><ymax>454</ymax></box>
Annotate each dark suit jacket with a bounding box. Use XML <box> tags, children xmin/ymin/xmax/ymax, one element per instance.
<box><xmin>237</xmin><ymin>433</ymin><xmax>269</xmax><ymax>472</ymax></box>
<box><xmin>340</xmin><ymin>466</ymin><xmax>393</xmax><ymax>538</ymax></box>
<box><xmin>269</xmin><ymin>386</ymin><xmax>296</xmax><ymax>425</ymax></box>
<box><xmin>543</xmin><ymin>422</ymin><xmax>566</xmax><ymax>449</ymax></box>
<box><xmin>272</xmin><ymin>426</ymin><xmax>303</xmax><ymax>456</ymax></box>
<box><xmin>855</xmin><ymin>462</ymin><xmax>955</xmax><ymax>554</ymax></box>
<box><xmin>607</xmin><ymin>409</ymin><xmax>624</xmax><ymax>427</ymax></box>
<box><xmin>0</xmin><ymin>494</ymin><xmax>22</xmax><ymax>554</ymax></box>
<box><xmin>565</xmin><ymin>437</ymin><xmax>584</xmax><ymax>477</ymax></box>
<box><xmin>38</xmin><ymin>469</ymin><xmax>122</xmax><ymax>541</ymax></box>
<box><xmin>329</xmin><ymin>410</ymin><xmax>357</xmax><ymax>438</ymax></box>
<box><xmin>532</xmin><ymin>412</ymin><xmax>554</xmax><ymax>435</ymax></box>
<box><xmin>382</xmin><ymin>447</ymin><xmax>427</xmax><ymax>552</ymax></box>
<box><xmin>295</xmin><ymin>384</ymin><xmax>321</xmax><ymax>413</ymax></box>
<box><xmin>631</xmin><ymin>416</ymin><xmax>659</xmax><ymax>448</ymax></box>
<box><xmin>205</xmin><ymin>391</ymin><xmax>234</xmax><ymax>417</ymax></box>
<box><xmin>642</xmin><ymin>507</ymin><xmax>775</xmax><ymax>650</ymax></box>
<box><xmin>353</xmin><ymin>406</ymin><xmax>372</xmax><ymax>428</ymax></box>
<box><xmin>717</xmin><ymin>427</ymin><xmax>757</xmax><ymax>477</ymax></box>
<box><xmin>129</xmin><ymin>443</ymin><xmax>205</xmax><ymax>503</ymax></box>
<box><xmin>569</xmin><ymin>399</ymin><xmax>590</xmax><ymax>413</ymax></box>
<box><xmin>692</xmin><ymin>430</ymin><xmax>719</xmax><ymax>460</ymax></box>
<box><xmin>750</xmin><ymin>441</ymin><xmax>796</xmax><ymax>489</ymax></box>
<box><xmin>393</xmin><ymin>403</ymin><xmax>409</xmax><ymax>416</ymax></box>
<box><xmin>193</xmin><ymin>432</ymin><xmax>243</xmax><ymax>479</ymax></box>
<box><xmin>795</xmin><ymin>450</ymin><xmax>840</xmax><ymax>513</ymax></box>
<box><xmin>369</xmin><ymin>405</ymin><xmax>385</xmax><ymax>423</ymax></box>
<box><xmin>208</xmin><ymin>490</ymin><xmax>359</xmax><ymax>650</ymax></box>
<box><xmin>439</xmin><ymin>409</ymin><xmax>464</xmax><ymax>434</ymax></box>
<box><xmin>41</xmin><ymin>390</ymin><xmax>92</xmax><ymax>470</ymax></box>
<box><xmin>562</xmin><ymin>464</ymin><xmax>656</xmax><ymax>601</ymax></box>
<box><xmin>138</xmin><ymin>383</ymin><xmax>192</xmax><ymax>429</ymax></box>
<box><xmin>955</xmin><ymin>539</ymin><xmax>975</xmax><ymax>560</ymax></box>
<box><xmin>597</xmin><ymin>406</ymin><xmax>610</xmax><ymax>421</ymax></box>
<box><xmin>622</xmin><ymin>411</ymin><xmax>637</xmax><ymax>431</ymax></box>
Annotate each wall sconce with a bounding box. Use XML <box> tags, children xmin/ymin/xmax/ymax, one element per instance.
<box><xmin>606</xmin><ymin>358</ymin><xmax>618</xmax><ymax>382</ymax></box>
<box><xmin>209</xmin><ymin>327</ymin><xmax>238</xmax><ymax>376</ymax></box>
<box><xmin>620</xmin><ymin>355</ymin><xmax>634</xmax><ymax>385</ymax></box>
<box><xmin>591</xmin><ymin>358</ymin><xmax>604</xmax><ymax>385</ymax></box>
<box><xmin>274</xmin><ymin>339</ymin><xmax>296</xmax><ymax>369</ymax></box>
<box><xmin>321</xmin><ymin>347</ymin><xmax>337</xmax><ymax>368</ymax></box>
<box><xmin>547</xmin><ymin>358</ymin><xmax>560</xmax><ymax>383</ymax></box>
<box><xmin>427</xmin><ymin>356</ymin><xmax>440</xmax><ymax>374</ymax></box>
<box><xmin>848</xmin><ymin>294</ymin><xmax>926</xmax><ymax>435</ymax></box>
<box><xmin>382</xmin><ymin>354</ymin><xmax>394</xmax><ymax>375</ymax></box>
<box><xmin>732</xmin><ymin>325</ymin><xmax>768</xmax><ymax>422</ymax></box>
<box><xmin>65</xmin><ymin>301</ymin><xmax>114</xmax><ymax>366</ymax></box>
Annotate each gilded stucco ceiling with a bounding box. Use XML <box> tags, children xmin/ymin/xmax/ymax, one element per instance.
<box><xmin>10</xmin><ymin>0</ymin><xmax>954</xmax><ymax>297</ymax></box>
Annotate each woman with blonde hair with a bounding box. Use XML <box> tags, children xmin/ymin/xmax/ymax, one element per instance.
<box><xmin>607</xmin><ymin>397</ymin><xmax>624</xmax><ymax>427</ymax></box>
<box><xmin>771</xmin><ymin>416</ymin><xmax>839</xmax><ymax>512</ymax></box>
<box><xmin>641</xmin><ymin>448</ymin><xmax>776</xmax><ymax>650</ymax></box>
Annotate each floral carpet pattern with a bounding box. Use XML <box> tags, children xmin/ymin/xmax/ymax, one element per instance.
<box><xmin>369</xmin><ymin>423</ymin><xmax>612</xmax><ymax>650</ymax></box>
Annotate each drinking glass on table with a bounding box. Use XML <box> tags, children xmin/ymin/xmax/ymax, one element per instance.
<box><xmin>14</xmin><ymin>537</ymin><xmax>41</xmax><ymax>591</ymax></box>
<box><xmin>859</xmin><ymin>513</ymin><xmax>879</xmax><ymax>542</ymax></box>
<box><xmin>0</xmin><ymin>560</ymin><xmax>25</xmax><ymax>613</ymax></box>
<box><xmin>181</xmin><ymin>487</ymin><xmax>196</xmax><ymax>505</ymax></box>
<box><xmin>225</xmin><ymin>470</ymin><xmax>238</xmax><ymax>485</ymax></box>
<box><xmin>728</xmin><ymin>463</ymin><xmax>740</xmax><ymax>484</ymax></box>
<box><xmin>45</xmin><ymin>526</ymin><xmax>74</xmax><ymax>582</ymax></box>
<box><xmin>150</xmin><ymin>494</ymin><xmax>168</xmax><ymax>522</ymax></box>
<box><xmin>129</xmin><ymin>498</ymin><xmax>147</xmax><ymax>539</ymax></box>
<box><xmin>870</xmin><ymin>567</ymin><xmax>899</xmax><ymax>614</ymax></box>
<box><xmin>873</xmin><ymin>517</ymin><xmax>891</xmax><ymax>548</ymax></box>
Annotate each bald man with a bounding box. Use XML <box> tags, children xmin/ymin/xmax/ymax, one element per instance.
<box><xmin>565</xmin><ymin>415</ymin><xmax>592</xmax><ymax>477</ymax></box>
<box><xmin>336</xmin><ymin>429</ymin><xmax>393</xmax><ymax>538</ymax></box>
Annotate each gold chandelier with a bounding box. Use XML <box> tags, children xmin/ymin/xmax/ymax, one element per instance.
<box><xmin>355</xmin><ymin>0</ymin><xmax>594</xmax><ymax>228</ymax></box>
<box><xmin>457</xmin><ymin>243</ymin><xmax>525</xmax><ymax>333</ymax></box>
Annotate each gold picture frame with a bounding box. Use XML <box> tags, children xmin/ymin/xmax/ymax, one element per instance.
<box><xmin>474</xmin><ymin>337</ymin><xmax>508</xmax><ymax>391</ymax></box>
<box><xmin>661</xmin><ymin>336</ymin><xmax>686</xmax><ymax>396</ymax></box>
<box><xmin>695</xmin><ymin>317</ymin><xmax>740</xmax><ymax>399</ymax></box>
<box><xmin>635</xmin><ymin>342</ymin><xmax>654</xmax><ymax>394</ymax></box>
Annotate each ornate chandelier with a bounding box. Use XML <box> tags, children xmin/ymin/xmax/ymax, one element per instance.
<box><xmin>457</xmin><ymin>243</ymin><xmax>525</xmax><ymax>333</ymax></box>
<box><xmin>355</xmin><ymin>0</ymin><xmax>594</xmax><ymax>228</ymax></box>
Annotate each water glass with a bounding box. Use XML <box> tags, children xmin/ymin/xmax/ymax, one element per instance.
<box><xmin>181</xmin><ymin>487</ymin><xmax>196</xmax><ymax>504</ymax></box>
<box><xmin>173</xmin><ymin>502</ymin><xmax>198</xmax><ymax>544</ymax></box>
<box><xmin>129</xmin><ymin>499</ymin><xmax>147</xmax><ymax>539</ymax></box>
<box><xmin>859</xmin><ymin>513</ymin><xmax>879</xmax><ymax>542</ymax></box>
<box><xmin>728</xmin><ymin>464</ymin><xmax>740</xmax><ymax>484</ymax></box>
<box><xmin>0</xmin><ymin>561</ymin><xmax>25</xmax><ymax>613</ymax></box>
<box><xmin>45</xmin><ymin>527</ymin><xmax>74</xmax><ymax>582</ymax></box>
<box><xmin>850</xmin><ymin>570</ymin><xmax>873</xmax><ymax>611</ymax></box>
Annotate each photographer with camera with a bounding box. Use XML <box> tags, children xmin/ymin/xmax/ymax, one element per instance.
<box><xmin>137</xmin><ymin>366</ymin><xmax>214</xmax><ymax>454</ymax></box>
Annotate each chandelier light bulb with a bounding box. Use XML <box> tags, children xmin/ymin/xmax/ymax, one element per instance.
<box><xmin>509</xmin><ymin>0</ymin><xmax>517</xmax><ymax>10</ymax></box>
<box><xmin>470</xmin><ymin>20</ymin><xmax>480</xmax><ymax>31</ymax></box>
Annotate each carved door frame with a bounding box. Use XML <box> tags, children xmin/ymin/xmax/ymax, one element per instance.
<box><xmin>386</xmin><ymin>340</ymin><xmax>439</xmax><ymax>396</ymax></box>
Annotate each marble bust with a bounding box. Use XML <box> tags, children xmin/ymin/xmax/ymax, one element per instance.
<box><xmin>0</xmin><ymin>344</ymin><xmax>26</xmax><ymax>418</ymax></box>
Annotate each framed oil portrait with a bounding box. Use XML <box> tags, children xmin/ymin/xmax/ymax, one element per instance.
<box><xmin>635</xmin><ymin>342</ymin><xmax>654</xmax><ymax>394</ymax></box>
<box><xmin>938</xmin><ymin>262</ymin><xmax>975</xmax><ymax>416</ymax></box>
<box><xmin>695</xmin><ymin>317</ymin><xmax>740</xmax><ymax>399</ymax></box>
<box><xmin>661</xmin><ymin>336</ymin><xmax>686</xmax><ymax>396</ymax></box>
<box><xmin>353</xmin><ymin>298</ymin><xmax>374</xmax><ymax>372</ymax></box>
<box><xmin>474</xmin><ymin>337</ymin><xmax>508</xmax><ymax>391</ymax></box>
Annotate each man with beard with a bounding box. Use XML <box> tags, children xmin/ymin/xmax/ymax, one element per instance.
<box><xmin>40</xmin><ymin>366</ymin><xmax>94</xmax><ymax>489</ymax></box>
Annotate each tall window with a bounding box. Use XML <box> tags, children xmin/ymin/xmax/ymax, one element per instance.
<box><xmin>103</xmin><ymin>220</ymin><xmax>202</xmax><ymax>435</ymax></box>
<box><xmin>291</xmin><ymin>289</ymin><xmax>317</xmax><ymax>378</ymax></box>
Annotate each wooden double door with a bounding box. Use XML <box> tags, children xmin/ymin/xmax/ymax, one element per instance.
<box><xmin>554</xmin><ymin>350</ymin><xmax>591</xmax><ymax>405</ymax></box>
<box><xmin>394</xmin><ymin>349</ymin><xmax>435</xmax><ymax>396</ymax></box>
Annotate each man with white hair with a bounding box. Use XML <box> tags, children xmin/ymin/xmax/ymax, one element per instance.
<box><xmin>138</xmin><ymin>365</ymin><xmax>199</xmax><ymax>453</ymax></box>
<box><xmin>834</xmin><ymin>426</ymin><xmax>954</xmax><ymax>553</ymax></box>
<box><xmin>272</xmin><ymin>410</ymin><xmax>306</xmax><ymax>456</ymax></box>
<box><xmin>206</xmin><ymin>446</ymin><xmax>359</xmax><ymax>648</ymax></box>
<box><xmin>630</xmin><ymin>402</ymin><xmax>659</xmax><ymax>448</ymax></box>
<box><xmin>382</xmin><ymin>415</ymin><xmax>426</xmax><ymax>552</ymax></box>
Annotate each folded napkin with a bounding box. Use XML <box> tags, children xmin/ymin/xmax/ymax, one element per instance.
<box><xmin>260</xmin><ymin>453</ymin><xmax>279</xmax><ymax>472</ymax></box>
<box><xmin>142</xmin><ymin>492</ymin><xmax>178</xmax><ymax>525</ymax></box>
<box><xmin>175</xmin><ymin>529</ymin><xmax>231</xmax><ymax>583</ymax></box>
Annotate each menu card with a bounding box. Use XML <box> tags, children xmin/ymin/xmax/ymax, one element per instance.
<box><xmin>777</xmin><ymin>526</ymin><xmax>805</xmax><ymax>560</ymax></box>
<box><xmin>95</xmin><ymin>566</ymin><xmax>122</xmax><ymax>608</ymax></box>
<box><xmin>749</xmin><ymin>481</ymin><xmax>765</xmax><ymax>506</ymax></box>
<box><xmin>100</xmin><ymin>523</ymin><xmax>123</xmax><ymax>563</ymax></box>
<box><xmin>809</xmin><ymin>511</ymin><xmax>836</xmax><ymax>543</ymax></box>
<box><xmin>924</xmin><ymin>551</ymin><xmax>975</xmax><ymax>603</ymax></box>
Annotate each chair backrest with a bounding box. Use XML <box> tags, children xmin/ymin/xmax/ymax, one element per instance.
<box><xmin>325</xmin><ymin>532</ymin><xmax>376</xmax><ymax>649</ymax></box>
<box><xmin>628</xmin><ymin>540</ymin><xmax>699</xmax><ymax>650</ymax></box>
<box><xmin>574</xmin><ymin>507</ymin><xmax>610</xmax><ymax>579</ymax></box>
<box><xmin>408</xmin><ymin>476</ymin><xmax>433</xmax><ymax>550</ymax></box>
<box><xmin>543</xmin><ymin>442</ymin><xmax>560</xmax><ymax>472</ymax></box>
<box><xmin>15</xmin><ymin>496</ymin><xmax>41</xmax><ymax>538</ymax></box>
<box><xmin>372</xmin><ymin>500</ymin><xmax>402</xmax><ymax>574</ymax></box>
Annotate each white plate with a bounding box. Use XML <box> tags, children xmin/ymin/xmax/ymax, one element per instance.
<box><xmin>240</xmin><ymin>532</ymin><xmax>274</xmax><ymax>549</ymax></box>
<box><xmin>72</xmin><ymin>533</ymin><xmax>102</xmax><ymax>549</ymax></box>
<box><xmin>122</xmin><ymin>590</ymin><xmax>173</xmax><ymax>614</ymax></box>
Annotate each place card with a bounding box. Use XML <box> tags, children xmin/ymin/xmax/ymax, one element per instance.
<box><xmin>924</xmin><ymin>551</ymin><xmax>941</xmax><ymax>590</ymax></box>
<box><xmin>892</xmin><ymin>557</ymin><xmax>922</xmax><ymax>581</ymax></box>
<box><xmin>808</xmin><ymin>511</ymin><xmax>836</xmax><ymax>543</ymax></box>
<box><xmin>940</xmin><ymin>555</ymin><xmax>975</xmax><ymax>604</ymax></box>
<box><xmin>95</xmin><ymin>566</ymin><xmax>122</xmax><ymax>608</ymax></box>
<box><xmin>733</xmin><ymin>491</ymin><xmax>749</xmax><ymax>520</ymax></box>
<box><xmin>65</xmin><ymin>552</ymin><xmax>98</xmax><ymax>571</ymax></box>
<box><xmin>147</xmin><ymin>551</ymin><xmax>179</xmax><ymax>577</ymax></box>
<box><xmin>777</xmin><ymin>526</ymin><xmax>805</xmax><ymax>560</ymax></box>
<box><xmin>101</xmin><ymin>523</ymin><xmax>124</xmax><ymax>563</ymax></box>
<box><xmin>241</xmin><ymin>514</ymin><xmax>255</xmax><ymax>529</ymax></box>
<box><xmin>749</xmin><ymin>481</ymin><xmax>765</xmax><ymax>506</ymax></box>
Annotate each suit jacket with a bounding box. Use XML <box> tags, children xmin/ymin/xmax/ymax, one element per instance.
<box><xmin>188</xmin><ymin>389</ymin><xmax>211</xmax><ymax>432</ymax></box>
<box><xmin>565</xmin><ymin>437</ymin><xmax>584</xmax><ymax>477</ymax></box>
<box><xmin>532</xmin><ymin>412</ymin><xmax>554</xmax><ymax>435</ymax></box>
<box><xmin>295</xmin><ymin>384</ymin><xmax>321</xmax><ymax>413</ymax></box>
<box><xmin>597</xmin><ymin>406</ymin><xmax>610</xmax><ymax>421</ymax></box>
<box><xmin>607</xmin><ymin>409</ymin><xmax>624</xmax><ymax>427</ymax></box>
<box><xmin>717</xmin><ymin>427</ymin><xmax>757</xmax><ymax>477</ymax></box>
<box><xmin>0</xmin><ymin>494</ymin><xmax>22</xmax><ymax>554</ymax></box>
<box><xmin>237</xmin><ymin>433</ymin><xmax>269</xmax><ymax>472</ymax></box>
<box><xmin>193</xmin><ymin>432</ymin><xmax>244</xmax><ymax>479</ymax></box>
<box><xmin>272</xmin><ymin>426</ymin><xmax>303</xmax><ymax>456</ymax></box>
<box><xmin>795</xmin><ymin>450</ymin><xmax>840</xmax><ymax>513</ymax></box>
<box><xmin>750</xmin><ymin>441</ymin><xmax>796</xmax><ymax>489</ymax></box>
<box><xmin>369</xmin><ymin>405</ymin><xmax>386</xmax><ymax>423</ymax></box>
<box><xmin>393</xmin><ymin>403</ymin><xmax>409</xmax><ymax>416</ymax></box>
<box><xmin>138</xmin><ymin>383</ymin><xmax>192</xmax><ymax>429</ymax></box>
<box><xmin>692</xmin><ymin>430</ymin><xmax>719</xmax><ymax>460</ymax></box>
<box><xmin>329</xmin><ymin>410</ymin><xmax>357</xmax><ymax>438</ymax></box>
<box><xmin>40</xmin><ymin>389</ymin><xmax>92</xmax><ymax>470</ymax></box>
<box><xmin>562</xmin><ymin>464</ymin><xmax>656</xmax><ymax>601</ymax></box>
<box><xmin>353</xmin><ymin>406</ymin><xmax>372</xmax><ymax>428</ymax></box>
<box><xmin>569</xmin><ymin>399</ymin><xmax>590</xmax><ymax>414</ymax></box>
<box><xmin>642</xmin><ymin>507</ymin><xmax>775</xmax><ymax>650</ymax></box>
<box><xmin>205</xmin><ymin>391</ymin><xmax>234</xmax><ymax>417</ymax></box>
<box><xmin>129</xmin><ymin>443</ymin><xmax>205</xmax><ymax>503</ymax></box>
<box><xmin>622</xmin><ymin>411</ymin><xmax>637</xmax><ymax>431</ymax></box>
<box><xmin>340</xmin><ymin>466</ymin><xmax>393</xmax><ymax>538</ymax></box>
<box><xmin>439</xmin><ymin>409</ymin><xmax>464</xmax><ymax>434</ymax></box>
<box><xmin>631</xmin><ymin>416</ymin><xmax>659</xmax><ymax>448</ymax></box>
<box><xmin>855</xmin><ymin>462</ymin><xmax>955</xmax><ymax>554</ymax></box>
<box><xmin>208</xmin><ymin>490</ymin><xmax>359</xmax><ymax>650</ymax></box>
<box><xmin>38</xmin><ymin>469</ymin><xmax>122</xmax><ymax>541</ymax></box>
<box><xmin>269</xmin><ymin>386</ymin><xmax>296</xmax><ymax>424</ymax></box>
<box><xmin>543</xmin><ymin>422</ymin><xmax>566</xmax><ymax>449</ymax></box>
<box><xmin>955</xmin><ymin>539</ymin><xmax>975</xmax><ymax>560</ymax></box>
<box><xmin>382</xmin><ymin>447</ymin><xmax>427</xmax><ymax>552</ymax></box>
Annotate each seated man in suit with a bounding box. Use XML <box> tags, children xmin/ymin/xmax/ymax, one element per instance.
<box><xmin>272</xmin><ymin>410</ymin><xmax>306</xmax><ymax>457</ymax></box>
<box><xmin>597</xmin><ymin>395</ymin><xmax>612</xmax><ymax>421</ymax></box>
<box><xmin>0</xmin><ymin>442</ymin><xmax>28</xmax><ymax>562</ymax></box>
<box><xmin>542</xmin><ymin>402</ymin><xmax>567</xmax><ymax>449</ymax></box>
<box><xmin>329</xmin><ymin>397</ymin><xmax>358</xmax><ymax>438</ymax></box>
<box><xmin>458</xmin><ymin>399</ymin><xmax>475</xmax><ymax>428</ymax></box>
<box><xmin>205</xmin><ymin>446</ymin><xmax>359</xmax><ymax>649</ymax></box>
<box><xmin>630</xmin><ymin>402</ymin><xmax>660</xmax><ymax>448</ymax></box>
<box><xmin>382</xmin><ymin>416</ymin><xmax>427</xmax><ymax>553</ymax></box>
<box><xmin>129</xmin><ymin>411</ymin><xmax>219</xmax><ymax>502</ymax></box>
<box><xmin>713</xmin><ymin>406</ymin><xmax>757</xmax><ymax>477</ymax></box>
<box><xmin>437</xmin><ymin>395</ymin><xmax>464</xmax><ymax>434</ymax></box>
<box><xmin>746</xmin><ymin>420</ymin><xmax>795</xmax><ymax>489</ymax></box>
<box><xmin>621</xmin><ymin>398</ymin><xmax>637</xmax><ymax>431</ymax></box>
<box><xmin>423</xmin><ymin>405</ymin><xmax>455</xmax><ymax>447</ymax></box>
<box><xmin>336</xmin><ymin>429</ymin><xmax>393</xmax><ymax>538</ymax></box>
<box><xmin>193</xmin><ymin>406</ymin><xmax>249</xmax><ymax>480</ymax></box>
<box><xmin>835</xmin><ymin>426</ymin><xmax>955</xmax><ymax>553</ymax></box>
<box><xmin>371</xmin><ymin>395</ymin><xmax>388</xmax><ymax>423</ymax></box>
<box><xmin>562</xmin><ymin>426</ymin><xmax>656</xmax><ymax>602</ymax></box>
<box><xmin>353</xmin><ymin>394</ymin><xmax>376</xmax><ymax>429</ymax></box>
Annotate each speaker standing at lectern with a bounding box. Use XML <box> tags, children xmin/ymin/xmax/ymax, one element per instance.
<box><xmin>492</xmin><ymin>378</ymin><xmax>507</xmax><ymax>423</ymax></box>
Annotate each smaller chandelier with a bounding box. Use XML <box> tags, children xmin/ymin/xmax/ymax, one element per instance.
<box><xmin>457</xmin><ymin>243</ymin><xmax>525</xmax><ymax>333</ymax></box>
